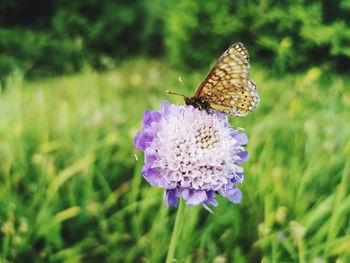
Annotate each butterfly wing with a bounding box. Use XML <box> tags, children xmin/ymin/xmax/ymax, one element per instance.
<box><xmin>194</xmin><ymin>43</ymin><xmax>259</xmax><ymax>117</ymax></box>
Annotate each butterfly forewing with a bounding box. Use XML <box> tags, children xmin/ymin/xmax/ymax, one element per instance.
<box><xmin>193</xmin><ymin>43</ymin><xmax>259</xmax><ymax>117</ymax></box>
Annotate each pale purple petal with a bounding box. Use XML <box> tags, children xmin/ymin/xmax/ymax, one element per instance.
<box><xmin>133</xmin><ymin>131</ymin><xmax>142</xmax><ymax>148</ymax></box>
<box><xmin>237</xmin><ymin>151</ymin><xmax>249</xmax><ymax>163</ymax></box>
<box><xmin>204</xmin><ymin>190</ymin><xmax>218</xmax><ymax>206</ymax></box>
<box><xmin>219</xmin><ymin>184</ymin><xmax>242</xmax><ymax>204</ymax></box>
<box><xmin>182</xmin><ymin>189</ymin><xmax>207</xmax><ymax>205</ymax></box>
<box><xmin>142</xmin><ymin>167</ymin><xmax>168</xmax><ymax>188</ymax></box>
<box><xmin>231</xmin><ymin>172</ymin><xmax>244</xmax><ymax>183</ymax></box>
<box><xmin>160</xmin><ymin>100</ymin><xmax>170</xmax><ymax>114</ymax></box>
<box><xmin>234</xmin><ymin>133</ymin><xmax>248</xmax><ymax>145</ymax></box>
<box><xmin>144</xmin><ymin>147</ymin><xmax>159</xmax><ymax>167</ymax></box>
<box><xmin>134</xmin><ymin>131</ymin><xmax>155</xmax><ymax>150</ymax></box>
<box><xmin>214</xmin><ymin>111</ymin><xmax>227</xmax><ymax>123</ymax></box>
<box><xmin>164</xmin><ymin>189</ymin><xmax>179</xmax><ymax>207</ymax></box>
<box><xmin>142</xmin><ymin>110</ymin><xmax>161</xmax><ymax>126</ymax></box>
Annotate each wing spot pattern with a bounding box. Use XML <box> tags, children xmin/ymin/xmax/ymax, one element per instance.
<box><xmin>192</xmin><ymin>43</ymin><xmax>260</xmax><ymax>117</ymax></box>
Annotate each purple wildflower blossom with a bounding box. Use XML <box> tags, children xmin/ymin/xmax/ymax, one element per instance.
<box><xmin>134</xmin><ymin>100</ymin><xmax>248</xmax><ymax>211</ymax></box>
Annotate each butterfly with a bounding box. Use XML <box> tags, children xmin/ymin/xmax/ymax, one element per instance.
<box><xmin>183</xmin><ymin>43</ymin><xmax>260</xmax><ymax>117</ymax></box>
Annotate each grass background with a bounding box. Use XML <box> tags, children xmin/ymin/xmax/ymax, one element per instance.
<box><xmin>1</xmin><ymin>58</ymin><xmax>350</xmax><ymax>262</ymax></box>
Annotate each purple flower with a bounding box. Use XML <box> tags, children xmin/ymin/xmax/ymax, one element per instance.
<box><xmin>134</xmin><ymin>100</ymin><xmax>248</xmax><ymax>211</ymax></box>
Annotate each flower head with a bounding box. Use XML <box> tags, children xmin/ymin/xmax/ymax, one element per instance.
<box><xmin>134</xmin><ymin>100</ymin><xmax>248</xmax><ymax>211</ymax></box>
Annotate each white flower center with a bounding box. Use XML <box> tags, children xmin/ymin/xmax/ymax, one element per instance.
<box><xmin>195</xmin><ymin>125</ymin><xmax>219</xmax><ymax>149</ymax></box>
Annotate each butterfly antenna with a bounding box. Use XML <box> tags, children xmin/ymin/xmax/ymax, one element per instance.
<box><xmin>165</xmin><ymin>76</ymin><xmax>188</xmax><ymax>98</ymax></box>
<box><xmin>165</xmin><ymin>90</ymin><xmax>186</xmax><ymax>98</ymax></box>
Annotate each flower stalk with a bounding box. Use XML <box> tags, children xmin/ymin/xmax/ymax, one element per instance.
<box><xmin>165</xmin><ymin>199</ymin><xmax>185</xmax><ymax>263</ymax></box>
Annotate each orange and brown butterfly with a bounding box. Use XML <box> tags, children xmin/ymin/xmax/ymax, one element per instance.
<box><xmin>169</xmin><ymin>43</ymin><xmax>260</xmax><ymax>117</ymax></box>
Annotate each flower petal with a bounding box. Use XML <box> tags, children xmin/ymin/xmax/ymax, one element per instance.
<box><xmin>160</xmin><ymin>100</ymin><xmax>170</xmax><ymax>114</ymax></box>
<box><xmin>182</xmin><ymin>189</ymin><xmax>207</xmax><ymax>205</ymax></box>
<box><xmin>142</xmin><ymin>167</ymin><xmax>167</xmax><ymax>187</ymax></box>
<box><xmin>133</xmin><ymin>131</ymin><xmax>142</xmax><ymax>148</ymax></box>
<box><xmin>234</xmin><ymin>133</ymin><xmax>248</xmax><ymax>145</ymax></box>
<box><xmin>143</xmin><ymin>110</ymin><xmax>161</xmax><ymax>126</ymax></box>
<box><xmin>164</xmin><ymin>189</ymin><xmax>179</xmax><ymax>207</ymax></box>
<box><xmin>237</xmin><ymin>150</ymin><xmax>249</xmax><ymax>163</ymax></box>
<box><xmin>219</xmin><ymin>184</ymin><xmax>242</xmax><ymax>204</ymax></box>
<box><xmin>144</xmin><ymin>147</ymin><xmax>159</xmax><ymax>167</ymax></box>
<box><xmin>231</xmin><ymin>172</ymin><xmax>244</xmax><ymax>183</ymax></box>
<box><xmin>204</xmin><ymin>190</ymin><xmax>219</xmax><ymax>206</ymax></box>
<box><xmin>134</xmin><ymin>131</ymin><xmax>155</xmax><ymax>150</ymax></box>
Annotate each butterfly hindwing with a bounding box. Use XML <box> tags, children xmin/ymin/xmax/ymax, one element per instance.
<box><xmin>193</xmin><ymin>43</ymin><xmax>259</xmax><ymax>117</ymax></box>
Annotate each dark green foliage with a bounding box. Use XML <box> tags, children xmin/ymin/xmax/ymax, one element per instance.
<box><xmin>165</xmin><ymin>0</ymin><xmax>350</xmax><ymax>72</ymax></box>
<box><xmin>0</xmin><ymin>0</ymin><xmax>349</xmax><ymax>79</ymax></box>
<box><xmin>0</xmin><ymin>29</ymin><xmax>84</xmax><ymax>79</ymax></box>
<box><xmin>0</xmin><ymin>0</ymin><xmax>168</xmax><ymax>80</ymax></box>
<box><xmin>52</xmin><ymin>0</ymin><xmax>146</xmax><ymax>68</ymax></box>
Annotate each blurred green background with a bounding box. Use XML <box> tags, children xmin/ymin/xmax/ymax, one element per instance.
<box><xmin>1</xmin><ymin>0</ymin><xmax>350</xmax><ymax>262</ymax></box>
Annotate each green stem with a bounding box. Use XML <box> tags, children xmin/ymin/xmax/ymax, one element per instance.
<box><xmin>165</xmin><ymin>199</ymin><xmax>185</xmax><ymax>263</ymax></box>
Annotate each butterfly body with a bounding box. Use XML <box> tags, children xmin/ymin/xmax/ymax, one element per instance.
<box><xmin>184</xmin><ymin>96</ymin><xmax>213</xmax><ymax>114</ymax></box>
<box><xmin>185</xmin><ymin>43</ymin><xmax>260</xmax><ymax>117</ymax></box>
